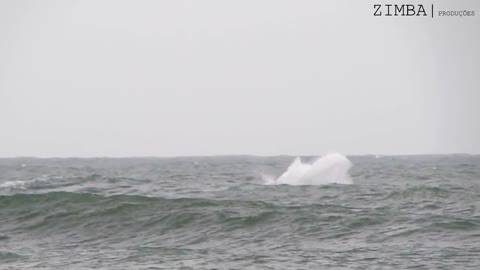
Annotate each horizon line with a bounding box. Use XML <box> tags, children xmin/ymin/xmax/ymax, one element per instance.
<box><xmin>0</xmin><ymin>153</ymin><xmax>478</xmax><ymax>159</ymax></box>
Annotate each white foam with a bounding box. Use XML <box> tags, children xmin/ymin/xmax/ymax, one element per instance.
<box><xmin>0</xmin><ymin>180</ymin><xmax>28</xmax><ymax>190</ymax></box>
<box><xmin>0</xmin><ymin>176</ymin><xmax>50</xmax><ymax>191</ymax></box>
<box><xmin>265</xmin><ymin>153</ymin><xmax>353</xmax><ymax>186</ymax></box>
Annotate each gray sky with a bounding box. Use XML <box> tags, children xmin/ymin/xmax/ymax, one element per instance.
<box><xmin>1</xmin><ymin>0</ymin><xmax>479</xmax><ymax>157</ymax></box>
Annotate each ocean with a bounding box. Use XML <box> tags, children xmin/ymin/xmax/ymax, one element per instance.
<box><xmin>0</xmin><ymin>154</ymin><xmax>479</xmax><ymax>269</ymax></box>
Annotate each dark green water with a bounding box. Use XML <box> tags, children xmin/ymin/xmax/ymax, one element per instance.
<box><xmin>0</xmin><ymin>155</ymin><xmax>479</xmax><ymax>269</ymax></box>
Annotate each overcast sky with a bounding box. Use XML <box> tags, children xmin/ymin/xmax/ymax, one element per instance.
<box><xmin>1</xmin><ymin>0</ymin><xmax>479</xmax><ymax>157</ymax></box>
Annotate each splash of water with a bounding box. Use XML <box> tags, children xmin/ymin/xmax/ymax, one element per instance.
<box><xmin>265</xmin><ymin>153</ymin><xmax>353</xmax><ymax>185</ymax></box>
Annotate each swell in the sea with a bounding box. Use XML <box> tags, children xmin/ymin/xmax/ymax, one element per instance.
<box><xmin>1</xmin><ymin>188</ymin><xmax>477</xmax><ymax>243</ymax></box>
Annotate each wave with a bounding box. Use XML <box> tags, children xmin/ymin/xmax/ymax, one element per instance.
<box><xmin>0</xmin><ymin>181</ymin><xmax>29</xmax><ymax>190</ymax></box>
<box><xmin>0</xmin><ymin>175</ymin><xmax>148</xmax><ymax>195</ymax></box>
<box><xmin>0</xmin><ymin>175</ymin><xmax>96</xmax><ymax>191</ymax></box>
<box><xmin>384</xmin><ymin>186</ymin><xmax>450</xmax><ymax>200</ymax></box>
<box><xmin>0</xmin><ymin>192</ymin><xmax>302</xmax><ymax>244</ymax></box>
<box><xmin>0</xmin><ymin>251</ymin><xmax>23</xmax><ymax>261</ymax></box>
<box><xmin>0</xmin><ymin>191</ymin><xmax>330</xmax><ymax>211</ymax></box>
<box><xmin>0</xmin><ymin>192</ymin><xmax>353</xmax><ymax>229</ymax></box>
<box><xmin>1</xmin><ymin>191</ymin><xmax>478</xmax><ymax>249</ymax></box>
<box><xmin>264</xmin><ymin>153</ymin><xmax>353</xmax><ymax>185</ymax></box>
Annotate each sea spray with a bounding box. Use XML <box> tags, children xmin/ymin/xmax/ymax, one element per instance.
<box><xmin>265</xmin><ymin>153</ymin><xmax>353</xmax><ymax>185</ymax></box>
